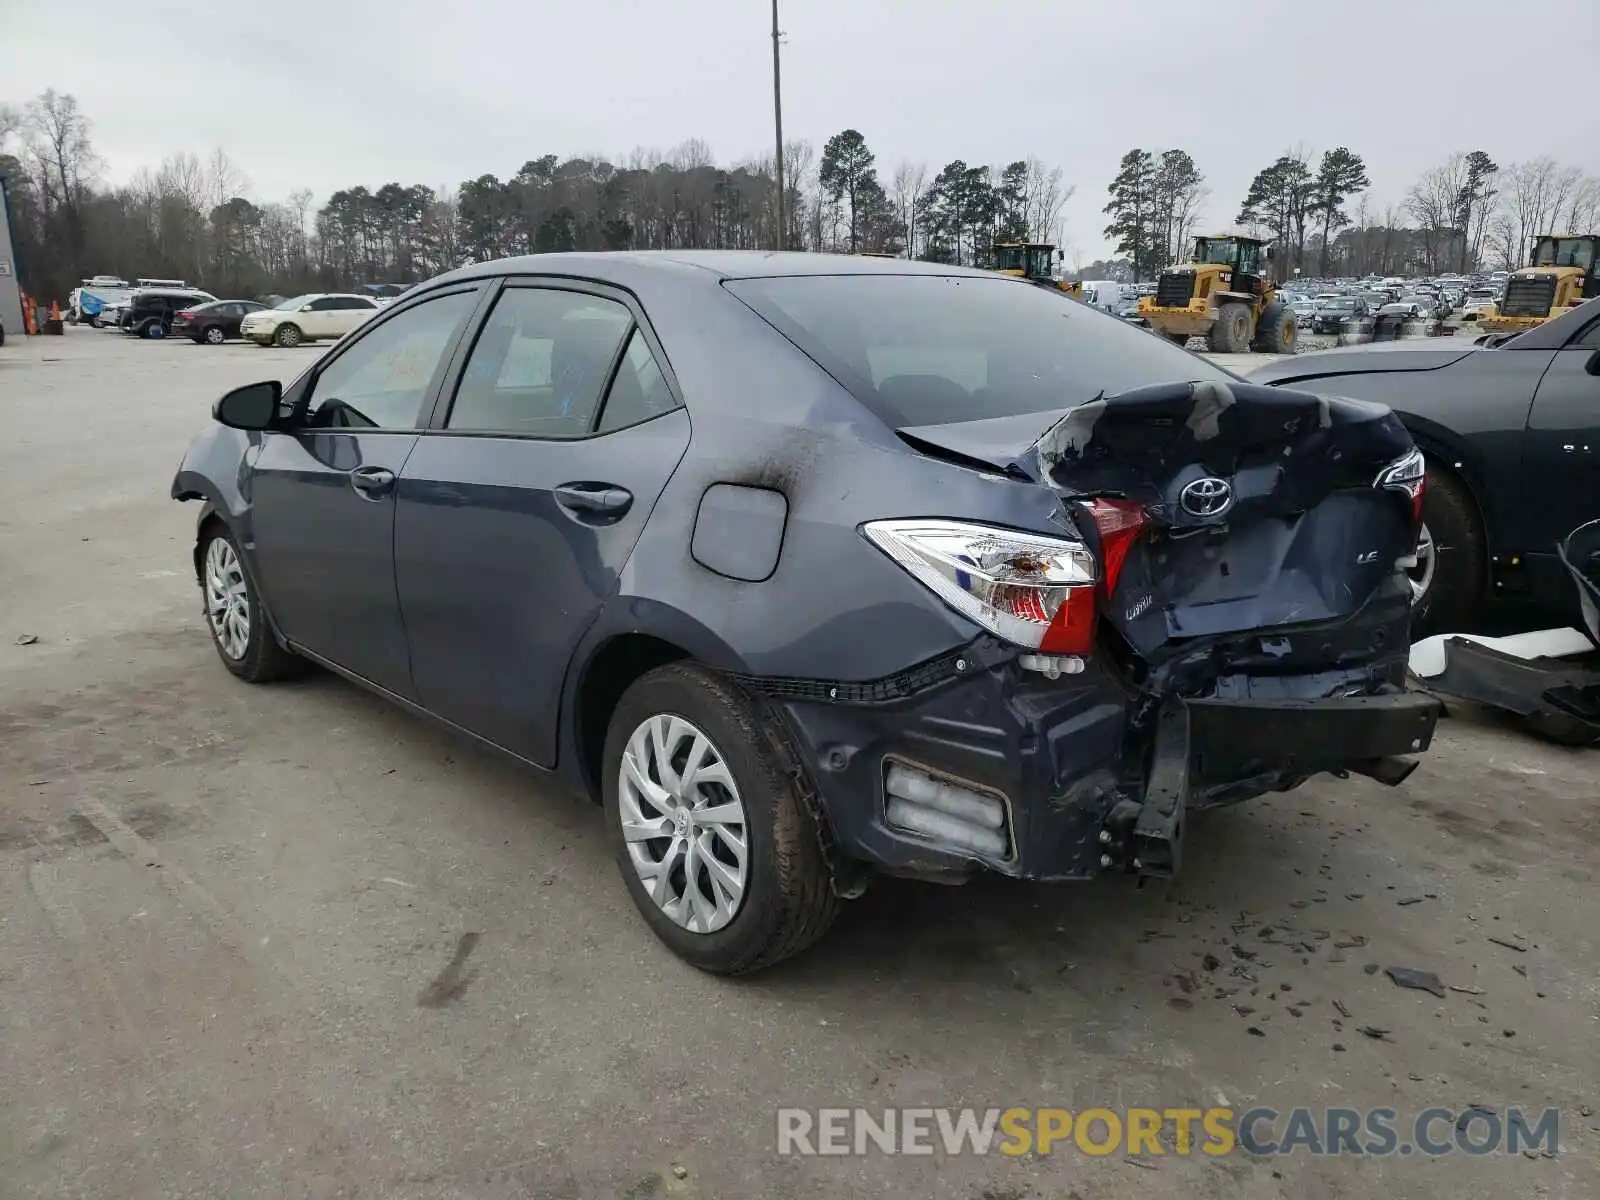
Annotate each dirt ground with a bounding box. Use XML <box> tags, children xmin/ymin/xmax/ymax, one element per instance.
<box><xmin>1</xmin><ymin>328</ymin><xmax>1595</xmax><ymax>1200</ymax></box>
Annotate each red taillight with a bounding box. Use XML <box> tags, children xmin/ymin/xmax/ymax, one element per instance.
<box><xmin>1375</xmin><ymin>448</ymin><xmax>1427</xmax><ymax>529</ymax></box>
<box><xmin>1084</xmin><ymin>497</ymin><xmax>1148</xmax><ymax>598</ymax></box>
<box><xmin>1039</xmin><ymin>586</ymin><xmax>1097</xmax><ymax>655</ymax></box>
<box><xmin>176</xmin><ymin>311</ymin><xmax>193</xmax><ymax>320</ymax></box>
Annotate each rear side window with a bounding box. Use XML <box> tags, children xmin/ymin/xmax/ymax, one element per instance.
<box><xmin>727</xmin><ymin>275</ymin><xmax>1236</xmax><ymax>428</ymax></box>
<box><xmin>446</xmin><ymin>288</ymin><xmax>632</xmax><ymax>436</ymax></box>
<box><xmin>598</xmin><ymin>329</ymin><xmax>678</xmax><ymax>432</ymax></box>
<box><xmin>302</xmin><ymin>291</ymin><xmax>477</xmax><ymax>429</ymax></box>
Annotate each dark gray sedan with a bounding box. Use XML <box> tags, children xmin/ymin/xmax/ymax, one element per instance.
<box><xmin>173</xmin><ymin>252</ymin><xmax>1439</xmax><ymax>972</ymax></box>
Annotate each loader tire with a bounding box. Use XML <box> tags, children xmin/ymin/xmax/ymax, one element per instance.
<box><xmin>1252</xmin><ymin>302</ymin><xmax>1297</xmax><ymax>354</ymax></box>
<box><xmin>1207</xmin><ymin>303</ymin><xmax>1252</xmax><ymax>353</ymax></box>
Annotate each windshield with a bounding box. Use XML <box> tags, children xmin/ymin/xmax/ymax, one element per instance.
<box><xmin>1531</xmin><ymin>237</ymin><xmax>1596</xmax><ymax>270</ymax></box>
<box><xmin>275</xmin><ymin>294</ymin><xmax>315</xmax><ymax>310</ymax></box>
<box><xmin>1324</xmin><ymin>299</ymin><xmax>1356</xmax><ymax>310</ymax></box>
<box><xmin>1192</xmin><ymin>238</ymin><xmax>1240</xmax><ymax>267</ymax></box>
<box><xmin>726</xmin><ymin>274</ymin><xmax>1235</xmax><ymax>428</ymax></box>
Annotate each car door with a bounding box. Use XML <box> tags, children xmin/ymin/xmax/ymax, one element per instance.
<box><xmin>298</xmin><ymin>296</ymin><xmax>340</xmax><ymax>338</ymax></box>
<box><xmin>394</xmin><ymin>280</ymin><xmax>691</xmax><ymax>765</ymax></box>
<box><xmin>1521</xmin><ymin>312</ymin><xmax>1600</xmax><ymax>563</ymax></box>
<box><xmin>339</xmin><ymin>297</ymin><xmax>380</xmax><ymax>337</ymax></box>
<box><xmin>247</xmin><ymin>286</ymin><xmax>483</xmax><ymax>695</ymax></box>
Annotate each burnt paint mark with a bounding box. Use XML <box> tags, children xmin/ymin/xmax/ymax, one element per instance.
<box><xmin>417</xmin><ymin>931</ymin><xmax>482</xmax><ymax>1008</ymax></box>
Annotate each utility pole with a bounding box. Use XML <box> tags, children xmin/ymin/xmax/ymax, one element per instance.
<box><xmin>771</xmin><ymin>0</ymin><xmax>785</xmax><ymax>251</ymax></box>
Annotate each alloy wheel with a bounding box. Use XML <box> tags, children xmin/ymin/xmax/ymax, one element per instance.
<box><xmin>618</xmin><ymin>714</ymin><xmax>749</xmax><ymax>934</ymax></box>
<box><xmin>205</xmin><ymin>326</ymin><xmax>225</xmax><ymax>344</ymax></box>
<box><xmin>1408</xmin><ymin>523</ymin><xmax>1437</xmax><ymax>605</ymax></box>
<box><xmin>204</xmin><ymin>537</ymin><xmax>251</xmax><ymax>660</ymax></box>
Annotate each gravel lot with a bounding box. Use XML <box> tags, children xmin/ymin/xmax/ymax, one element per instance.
<box><xmin>1</xmin><ymin>328</ymin><xmax>1595</xmax><ymax>1199</ymax></box>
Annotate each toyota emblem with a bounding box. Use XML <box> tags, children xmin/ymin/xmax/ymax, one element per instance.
<box><xmin>1180</xmin><ymin>476</ymin><xmax>1233</xmax><ymax>517</ymax></box>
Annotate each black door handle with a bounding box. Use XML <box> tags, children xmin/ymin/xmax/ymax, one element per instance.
<box><xmin>350</xmin><ymin>467</ymin><xmax>396</xmax><ymax>500</ymax></box>
<box><xmin>554</xmin><ymin>482</ymin><xmax>633</xmax><ymax>518</ymax></box>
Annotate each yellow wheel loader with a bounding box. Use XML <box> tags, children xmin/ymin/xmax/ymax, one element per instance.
<box><xmin>991</xmin><ymin>242</ymin><xmax>1084</xmax><ymax>299</ymax></box>
<box><xmin>1137</xmin><ymin>234</ymin><xmax>1297</xmax><ymax>353</ymax></box>
<box><xmin>1479</xmin><ymin>234</ymin><xmax>1598</xmax><ymax>334</ymax></box>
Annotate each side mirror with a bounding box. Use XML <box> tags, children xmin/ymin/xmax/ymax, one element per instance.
<box><xmin>1586</xmin><ymin>348</ymin><xmax>1600</xmax><ymax>377</ymax></box>
<box><xmin>214</xmin><ymin>381</ymin><xmax>283</xmax><ymax>430</ymax></box>
<box><xmin>301</xmin><ymin>304</ymin><xmax>315</xmax><ymax>312</ymax></box>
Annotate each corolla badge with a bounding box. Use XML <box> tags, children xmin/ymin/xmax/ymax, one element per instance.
<box><xmin>1180</xmin><ymin>476</ymin><xmax>1233</xmax><ymax>517</ymax></box>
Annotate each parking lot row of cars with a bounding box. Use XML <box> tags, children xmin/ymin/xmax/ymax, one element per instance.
<box><xmin>1279</xmin><ymin>271</ymin><xmax>1507</xmax><ymax>336</ymax></box>
<box><xmin>66</xmin><ymin>277</ymin><xmax>408</xmax><ymax>346</ymax></box>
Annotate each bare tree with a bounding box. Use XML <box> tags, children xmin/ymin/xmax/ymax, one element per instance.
<box><xmin>206</xmin><ymin>147</ymin><xmax>251</xmax><ymax>209</ymax></box>
<box><xmin>1502</xmin><ymin>157</ymin><xmax>1560</xmax><ymax>265</ymax></box>
<box><xmin>1486</xmin><ymin>211</ymin><xmax>1520</xmax><ymax>271</ymax></box>
<box><xmin>1022</xmin><ymin>157</ymin><xmax>1072</xmax><ymax>246</ymax></box>
<box><xmin>1405</xmin><ymin>153</ymin><xmax>1468</xmax><ymax>274</ymax></box>
<box><xmin>892</xmin><ymin>161</ymin><xmax>927</xmax><ymax>258</ymax></box>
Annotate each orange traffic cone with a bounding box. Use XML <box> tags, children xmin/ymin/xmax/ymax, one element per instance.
<box><xmin>20</xmin><ymin>292</ymin><xmax>37</xmax><ymax>335</ymax></box>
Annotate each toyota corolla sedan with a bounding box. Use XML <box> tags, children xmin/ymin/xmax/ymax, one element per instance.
<box><xmin>172</xmin><ymin>252</ymin><xmax>1440</xmax><ymax>973</ymax></box>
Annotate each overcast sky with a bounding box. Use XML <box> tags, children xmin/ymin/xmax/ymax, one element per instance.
<box><xmin>3</xmin><ymin>0</ymin><xmax>1596</xmax><ymax>260</ymax></box>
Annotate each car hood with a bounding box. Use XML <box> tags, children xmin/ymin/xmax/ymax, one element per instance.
<box><xmin>1244</xmin><ymin>341</ymin><xmax>1478</xmax><ymax>386</ymax></box>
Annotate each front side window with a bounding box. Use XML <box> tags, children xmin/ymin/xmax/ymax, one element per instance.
<box><xmin>302</xmin><ymin>292</ymin><xmax>477</xmax><ymax>429</ymax></box>
<box><xmin>446</xmin><ymin>289</ymin><xmax>632</xmax><ymax>436</ymax></box>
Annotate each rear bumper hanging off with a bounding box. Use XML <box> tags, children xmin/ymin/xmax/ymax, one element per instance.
<box><xmin>767</xmin><ymin>641</ymin><xmax>1441</xmax><ymax>885</ymax></box>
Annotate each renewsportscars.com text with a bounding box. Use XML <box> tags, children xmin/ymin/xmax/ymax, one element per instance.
<box><xmin>776</xmin><ymin>1106</ymin><xmax>1560</xmax><ymax>1158</ymax></box>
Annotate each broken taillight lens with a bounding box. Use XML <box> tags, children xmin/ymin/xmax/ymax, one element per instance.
<box><xmin>862</xmin><ymin>519</ymin><xmax>1098</xmax><ymax>655</ymax></box>
<box><xmin>1375</xmin><ymin>448</ymin><xmax>1427</xmax><ymax>526</ymax></box>
<box><xmin>1082</xmin><ymin>497</ymin><xmax>1148</xmax><ymax>599</ymax></box>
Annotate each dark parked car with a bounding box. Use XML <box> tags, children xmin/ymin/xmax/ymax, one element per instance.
<box><xmin>1248</xmin><ymin>298</ymin><xmax>1600</xmax><ymax>633</ymax></box>
<box><xmin>172</xmin><ymin>299</ymin><xmax>267</xmax><ymax>344</ymax></box>
<box><xmin>172</xmin><ymin>252</ymin><xmax>1440</xmax><ymax>972</ymax></box>
<box><xmin>121</xmin><ymin>288</ymin><xmax>217</xmax><ymax>338</ymax></box>
<box><xmin>1310</xmin><ymin>295</ymin><xmax>1372</xmax><ymax>335</ymax></box>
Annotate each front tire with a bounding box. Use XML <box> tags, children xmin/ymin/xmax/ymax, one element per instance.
<box><xmin>1207</xmin><ymin>302</ymin><xmax>1252</xmax><ymax>353</ymax></box>
<box><xmin>603</xmin><ymin>663</ymin><xmax>841</xmax><ymax>974</ymax></box>
<box><xmin>1252</xmin><ymin>302</ymin><xmax>1297</xmax><ymax>353</ymax></box>
<box><xmin>198</xmin><ymin>525</ymin><xmax>302</xmax><ymax>682</ymax></box>
<box><xmin>1410</xmin><ymin>468</ymin><xmax>1485</xmax><ymax>636</ymax></box>
<box><xmin>274</xmin><ymin>323</ymin><xmax>303</xmax><ymax>348</ymax></box>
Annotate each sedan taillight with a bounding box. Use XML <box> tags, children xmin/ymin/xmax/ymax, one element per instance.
<box><xmin>863</xmin><ymin>519</ymin><xmax>1099</xmax><ymax>656</ymax></box>
<box><xmin>1376</xmin><ymin>448</ymin><xmax>1427</xmax><ymax>526</ymax></box>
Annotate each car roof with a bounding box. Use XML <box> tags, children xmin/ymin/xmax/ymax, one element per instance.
<box><xmin>437</xmin><ymin>250</ymin><xmax>998</xmax><ymax>287</ymax></box>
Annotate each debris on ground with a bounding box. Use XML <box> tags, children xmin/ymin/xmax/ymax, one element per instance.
<box><xmin>1363</xmin><ymin>963</ymin><xmax>1380</xmax><ymax>975</ymax></box>
<box><xmin>1448</xmin><ymin>984</ymin><xmax>1485</xmax><ymax>995</ymax></box>
<box><xmin>1357</xmin><ymin>1026</ymin><xmax>1393</xmax><ymax>1041</ymax></box>
<box><xmin>1385</xmin><ymin>967</ymin><xmax>1447</xmax><ymax>997</ymax></box>
<box><xmin>1124</xmin><ymin>1155</ymin><xmax>1159</xmax><ymax>1170</ymax></box>
<box><xmin>1333</xmin><ymin>1000</ymin><xmax>1351</xmax><ymax>1018</ymax></box>
<box><xmin>14</xmin><ymin>633</ymin><xmax>39</xmax><ymax>645</ymax></box>
<box><xmin>1487</xmin><ymin>935</ymin><xmax>1529</xmax><ymax>953</ymax></box>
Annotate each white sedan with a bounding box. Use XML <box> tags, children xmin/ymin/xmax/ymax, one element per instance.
<box><xmin>240</xmin><ymin>293</ymin><xmax>381</xmax><ymax>348</ymax></box>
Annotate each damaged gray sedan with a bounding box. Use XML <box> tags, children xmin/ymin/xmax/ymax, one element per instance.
<box><xmin>171</xmin><ymin>252</ymin><xmax>1440</xmax><ymax>974</ymax></box>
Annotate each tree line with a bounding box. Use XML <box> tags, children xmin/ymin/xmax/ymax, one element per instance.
<box><xmin>1102</xmin><ymin>142</ymin><xmax>1600</xmax><ymax>282</ymax></box>
<box><xmin>4</xmin><ymin>87</ymin><xmax>1598</xmax><ymax>301</ymax></box>
<box><xmin>0</xmin><ymin>90</ymin><xmax>1071</xmax><ymax>301</ymax></box>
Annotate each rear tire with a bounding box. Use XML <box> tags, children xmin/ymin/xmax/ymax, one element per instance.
<box><xmin>1252</xmin><ymin>302</ymin><xmax>1297</xmax><ymax>353</ymax></box>
<box><xmin>1410</xmin><ymin>467</ymin><xmax>1485</xmax><ymax>636</ymax></box>
<box><xmin>204</xmin><ymin>325</ymin><xmax>226</xmax><ymax>345</ymax></box>
<box><xmin>603</xmin><ymin>663</ymin><xmax>841</xmax><ymax>974</ymax></box>
<box><xmin>1207</xmin><ymin>303</ymin><xmax>1252</xmax><ymax>353</ymax></box>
